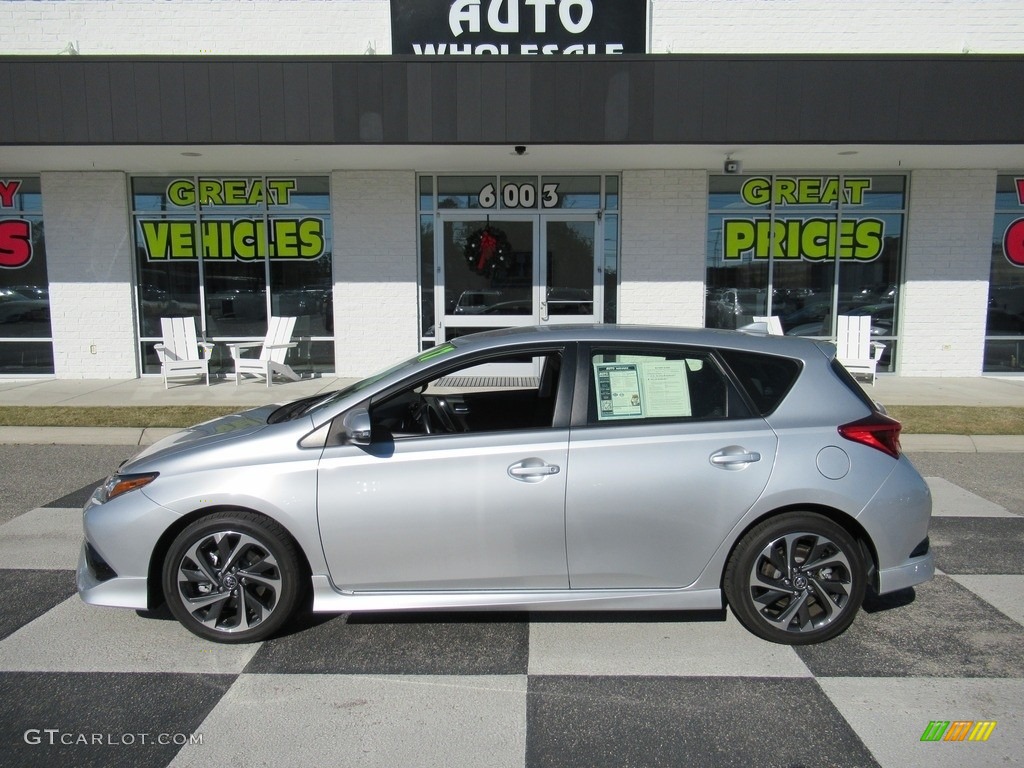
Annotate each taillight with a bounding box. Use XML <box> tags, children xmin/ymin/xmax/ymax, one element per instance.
<box><xmin>838</xmin><ymin>413</ymin><xmax>902</xmax><ymax>459</ymax></box>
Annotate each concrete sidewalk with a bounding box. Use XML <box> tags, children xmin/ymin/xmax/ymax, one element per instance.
<box><xmin>0</xmin><ymin>374</ymin><xmax>1022</xmax><ymax>450</ymax></box>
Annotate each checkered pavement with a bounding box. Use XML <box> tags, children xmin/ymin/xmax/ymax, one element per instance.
<box><xmin>0</xmin><ymin>466</ymin><xmax>1021</xmax><ymax>768</ymax></box>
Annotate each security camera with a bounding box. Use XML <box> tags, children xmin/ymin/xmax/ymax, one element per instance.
<box><xmin>724</xmin><ymin>158</ymin><xmax>741</xmax><ymax>174</ymax></box>
<box><xmin>514</xmin><ymin>145</ymin><xmax>527</xmax><ymax>156</ymax></box>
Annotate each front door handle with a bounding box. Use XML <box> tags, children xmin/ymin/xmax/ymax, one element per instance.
<box><xmin>710</xmin><ymin>447</ymin><xmax>761</xmax><ymax>469</ymax></box>
<box><xmin>508</xmin><ymin>458</ymin><xmax>560</xmax><ymax>482</ymax></box>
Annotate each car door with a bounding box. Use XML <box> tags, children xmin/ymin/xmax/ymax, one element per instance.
<box><xmin>316</xmin><ymin>349</ymin><xmax>571</xmax><ymax>591</ymax></box>
<box><xmin>565</xmin><ymin>345</ymin><xmax>778</xmax><ymax>589</ymax></box>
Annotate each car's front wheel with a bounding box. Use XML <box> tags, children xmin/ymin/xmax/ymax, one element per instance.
<box><xmin>724</xmin><ymin>512</ymin><xmax>867</xmax><ymax>645</ymax></box>
<box><xmin>162</xmin><ymin>511</ymin><xmax>303</xmax><ymax>643</ymax></box>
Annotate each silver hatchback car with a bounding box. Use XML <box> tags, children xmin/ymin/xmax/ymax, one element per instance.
<box><xmin>79</xmin><ymin>325</ymin><xmax>933</xmax><ymax>645</ymax></box>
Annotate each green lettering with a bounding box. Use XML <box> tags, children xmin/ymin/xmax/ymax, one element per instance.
<box><xmin>232</xmin><ymin>219</ymin><xmax>259</xmax><ymax>259</ymax></box>
<box><xmin>801</xmin><ymin>219</ymin><xmax>830</xmax><ymax>260</ymax></box>
<box><xmin>845</xmin><ymin>178</ymin><xmax>871</xmax><ymax>205</ymax></box>
<box><xmin>741</xmin><ymin>177</ymin><xmax>771</xmax><ymax>206</ymax></box>
<box><xmin>268</xmin><ymin>179</ymin><xmax>296</xmax><ymax>205</ymax></box>
<box><xmin>299</xmin><ymin>218</ymin><xmax>325</xmax><ymax>258</ymax></box>
<box><xmin>775</xmin><ymin>179</ymin><xmax>797</xmax><ymax>205</ymax></box>
<box><xmin>169</xmin><ymin>221</ymin><xmax>197</xmax><ymax>258</ymax></box>
<box><xmin>222</xmin><ymin>179</ymin><xmax>248</xmax><ymax>206</ymax></box>
<box><xmin>140</xmin><ymin>221</ymin><xmax>171</xmax><ymax>259</ymax></box>
<box><xmin>166</xmin><ymin>179</ymin><xmax>195</xmax><ymax>207</ymax></box>
<box><xmin>797</xmin><ymin>178</ymin><xmax>820</xmax><ymax>205</ymax></box>
<box><xmin>853</xmin><ymin>218</ymin><xmax>884</xmax><ymax>259</ymax></box>
<box><xmin>819</xmin><ymin>178</ymin><xmax>839</xmax><ymax>205</ymax></box>
<box><xmin>198</xmin><ymin>180</ymin><xmax>223</xmax><ymax>206</ymax></box>
<box><xmin>271</xmin><ymin>219</ymin><xmax>299</xmax><ymax>257</ymax></box>
<box><xmin>723</xmin><ymin>219</ymin><xmax>756</xmax><ymax>258</ymax></box>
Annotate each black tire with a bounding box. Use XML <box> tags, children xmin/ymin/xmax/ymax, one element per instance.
<box><xmin>723</xmin><ymin>512</ymin><xmax>866</xmax><ymax>645</ymax></box>
<box><xmin>162</xmin><ymin>511</ymin><xmax>303</xmax><ymax>643</ymax></box>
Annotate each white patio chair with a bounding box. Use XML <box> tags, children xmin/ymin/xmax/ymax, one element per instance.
<box><xmin>836</xmin><ymin>315</ymin><xmax>886</xmax><ymax>385</ymax></box>
<box><xmin>753</xmin><ymin>315</ymin><xmax>784</xmax><ymax>335</ymax></box>
<box><xmin>154</xmin><ymin>316</ymin><xmax>212</xmax><ymax>388</ymax></box>
<box><xmin>228</xmin><ymin>316</ymin><xmax>300</xmax><ymax>387</ymax></box>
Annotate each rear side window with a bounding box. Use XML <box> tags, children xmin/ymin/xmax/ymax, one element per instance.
<box><xmin>719</xmin><ymin>350</ymin><xmax>801</xmax><ymax>416</ymax></box>
<box><xmin>588</xmin><ymin>349</ymin><xmax>733</xmax><ymax>424</ymax></box>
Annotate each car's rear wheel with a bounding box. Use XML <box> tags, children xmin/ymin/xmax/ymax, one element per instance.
<box><xmin>162</xmin><ymin>511</ymin><xmax>302</xmax><ymax>643</ymax></box>
<box><xmin>724</xmin><ymin>512</ymin><xmax>866</xmax><ymax>645</ymax></box>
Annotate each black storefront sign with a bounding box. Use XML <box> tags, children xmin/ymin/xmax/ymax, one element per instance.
<box><xmin>391</xmin><ymin>0</ymin><xmax>647</xmax><ymax>55</ymax></box>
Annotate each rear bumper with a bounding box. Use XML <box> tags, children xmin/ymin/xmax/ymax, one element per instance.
<box><xmin>877</xmin><ymin>551</ymin><xmax>935</xmax><ymax>594</ymax></box>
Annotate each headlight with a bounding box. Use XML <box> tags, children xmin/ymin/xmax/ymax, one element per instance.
<box><xmin>89</xmin><ymin>472</ymin><xmax>159</xmax><ymax>505</ymax></box>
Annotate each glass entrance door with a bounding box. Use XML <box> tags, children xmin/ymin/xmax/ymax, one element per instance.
<box><xmin>436</xmin><ymin>213</ymin><xmax>598</xmax><ymax>342</ymax></box>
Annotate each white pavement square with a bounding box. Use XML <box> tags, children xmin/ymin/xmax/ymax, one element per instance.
<box><xmin>0</xmin><ymin>507</ymin><xmax>84</xmax><ymax>569</ymax></box>
<box><xmin>169</xmin><ymin>674</ymin><xmax>529</xmax><ymax>768</ymax></box>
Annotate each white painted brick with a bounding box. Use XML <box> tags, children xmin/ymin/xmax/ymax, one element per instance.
<box><xmin>331</xmin><ymin>170</ymin><xmax>419</xmax><ymax>377</ymax></box>
<box><xmin>620</xmin><ymin>170</ymin><xmax>707</xmax><ymax>327</ymax></box>
<box><xmin>899</xmin><ymin>169</ymin><xmax>995</xmax><ymax>376</ymax></box>
<box><xmin>41</xmin><ymin>172</ymin><xmax>139</xmax><ymax>379</ymax></box>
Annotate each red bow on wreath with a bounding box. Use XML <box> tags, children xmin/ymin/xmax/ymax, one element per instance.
<box><xmin>477</xmin><ymin>229</ymin><xmax>498</xmax><ymax>272</ymax></box>
<box><xmin>465</xmin><ymin>225</ymin><xmax>511</xmax><ymax>276</ymax></box>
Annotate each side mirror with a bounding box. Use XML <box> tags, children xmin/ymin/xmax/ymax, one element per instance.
<box><xmin>342</xmin><ymin>408</ymin><xmax>372</xmax><ymax>445</ymax></box>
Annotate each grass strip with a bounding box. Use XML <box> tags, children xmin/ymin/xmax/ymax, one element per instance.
<box><xmin>0</xmin><ymin>406</ymin><xmax>241</xmax><ymax>429</ymax></box>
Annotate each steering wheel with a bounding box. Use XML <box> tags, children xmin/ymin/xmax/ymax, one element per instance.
<box><xmin>410</xmin><ymin>397</ymin><xmax>436</xmax><ymax>434</ymax></box>
<box><xmin>432</xmin><ymin>397</ymin><xmax>460</xmax><ymax>432</ymax></box>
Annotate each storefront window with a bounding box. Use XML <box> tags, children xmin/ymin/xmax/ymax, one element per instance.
<box><xmin>706</xmin><ymin>174</ymin><xmax>906</xmax><ymax>372</ymax></box>
<box><xmin>984</xmin><ymin>175</ymin><xmax>1024</xmax><ymax>372</ymax></box>
<box><xmin>0</xmin><ymin>177</ymin><xmax>53</xmax><ymax>374</ymax></box>
<box><xmin>418</xmin><ymin>175</ymin><xmax>619</xmax><ymax>348</ymax></box>
<box><xmin>132</xmin><ymin>176</ymin><xmax>333</xmax><ymax>376</ymax></box>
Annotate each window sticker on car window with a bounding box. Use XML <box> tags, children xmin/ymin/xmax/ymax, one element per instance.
<box><xmin>641</xmin><ymin>360</ymin><xmax>691</xmax><ymax>418</ymax></box>
<box><xmin>595</xmin><ymin>363</ymin><xmax>643</xmax><ymax>419</ymax></box>
<box><xmin>594</xmin><ymin>359</ymin><xmax>692</xmax><ymax>420</ymax></box>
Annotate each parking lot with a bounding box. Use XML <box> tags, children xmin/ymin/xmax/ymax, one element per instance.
<box><xmin>0</xmin><ymin>442</ymin><xmax>1021</xmax><ymax>768</ymax></box>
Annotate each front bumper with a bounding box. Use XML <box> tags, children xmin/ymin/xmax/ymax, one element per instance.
<box><xmin>77</xmin><ymin>541</ymin><xmax>150</xmax><ymax>610</ymax></box>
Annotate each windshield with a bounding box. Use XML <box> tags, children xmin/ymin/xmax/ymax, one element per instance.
<box><xmin>273</xmin><ymin>343</ymin><xmax>458</xmax><ymax>422</ymax></box>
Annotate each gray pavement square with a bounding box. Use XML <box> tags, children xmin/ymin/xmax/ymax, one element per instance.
<box><xmin>525</xmin><ymin>676</ymin><xmax>880</xmax><ymax>768</ymax></box>
<box><xmin>245</xmin><ymin>611</ymin><xmax>530</xmax><ymax>676</ymax></box>
<box><xmin>928</xmin><ymin>517</ymin><xmax>1024</xmax><ymax>574</ymax></box>
<box><xmin>0</xmin><ymin>672</ymin><xmax>234</xmax><ymax>768</ymax></box>
<box><xmin>796</xmin><ymin>575</ymin><xmax>1024</xmax><ymax>679</ymax></box>
<box><xmin>0</xmin><ymin>569</ymin><xmax>76</xmax><ymax>642</ymax></box>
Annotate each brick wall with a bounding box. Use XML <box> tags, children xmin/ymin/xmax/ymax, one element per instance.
<box><xmin>41</xmin><ymin>171</ymin><xmax>139</xmax><ymax>378</ymax></box>
<box><xmin>331</xmin><ymin>170</ymin><xmax>419</xmax><ymax>377</ymax></box>
<box><xmin>900</xmin><ymin>169</ymin><xmax>995</xmax><ymax>376</ymax></box>
<box><xmin>619</xmin><ymin>170</ymin><xmax>707</xmax><ymax>327</ymax></box>
<box><xmin>2</xmin><ymin>0</ymin><xmax>1020</xmax><ymax>55</ymax></box>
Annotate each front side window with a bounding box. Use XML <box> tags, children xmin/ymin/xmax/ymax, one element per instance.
<box><xmin>984</xmin><ymin>175</ymin><xmax>1024</xmax><ymax>372</ymax></box>
<box><xmin>706</xmin><ymin>174</ymin><xmax>905</xmax><ymax>372</ymax></box>
<box><xmin>588</xmin><ymin>349</ymin><xmax>733</xmax><ymax>424</ymax></box>
<box><xmin>370</xmin><ymin>351</ymin><xmax>564</xmax><ymax>438</ymax></box>
<box><xmin>0</xmin><ymin>177</ymin><xmax>52</xmax><ymax>374</ymax></box>
<box><xmin>132</xmin><ymin>176</ymin><xmax>333</xmax><ymax>375</ymax></box>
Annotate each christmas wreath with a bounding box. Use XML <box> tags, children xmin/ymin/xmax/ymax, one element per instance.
<box><xmin>464</xmin><ymin>225</ymin><xmax>513</xmax><ymax>276</ymax></box>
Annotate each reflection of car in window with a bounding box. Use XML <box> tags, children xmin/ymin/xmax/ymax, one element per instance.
<box><xmin>0</xmin><ymin>288</ymin><xmax>49</xmax><ymax>324</ymax></box>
